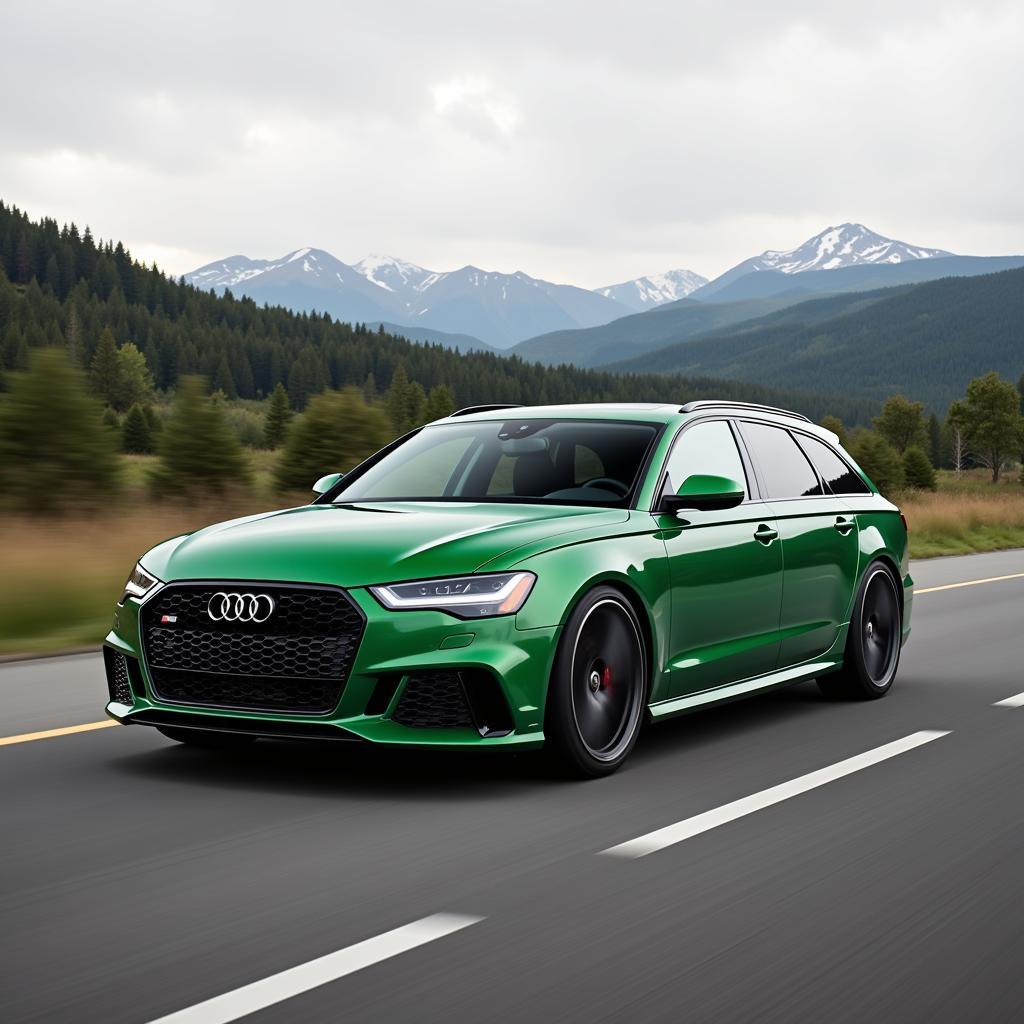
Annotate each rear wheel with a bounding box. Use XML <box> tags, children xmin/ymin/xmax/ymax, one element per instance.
<box><xmin>156</xmin><ymin>725</ymin><xmax>258</xmax><ymax>749</ymax></box>
<box><xmin>818</xmin><ymin>563</ymin><xmax>902</xmax><ymax>700</ymax></box>
<box><xmin>545</xmin><ymin>587</ymin><xmax>647</xmax><ymax>777</ymax></box>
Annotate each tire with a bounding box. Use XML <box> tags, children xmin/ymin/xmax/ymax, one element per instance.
<box><xmin>545</xmin><ymin>586</ymin><xmax>648</xmax><ymax>778</ymax></box>
<box><xmin>156</xmin><ymin>725</ymin><xmax>258</xmax><ymax>749</ymax></box>
<box><xmin>818</xmin><ymin>562</ymin><xmax>902</xmax><ymax>701</ymax></box>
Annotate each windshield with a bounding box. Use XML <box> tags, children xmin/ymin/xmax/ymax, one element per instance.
<box><xmin>333</xmin><ymin>418</ymin><xmax>660</xmax><ymax>507</ymax></box>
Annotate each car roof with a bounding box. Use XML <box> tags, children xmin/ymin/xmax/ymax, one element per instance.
<box><xmin>432</xmin><ymin>402</ymin><xmax>842</xmax><ymax>444</ymax></box>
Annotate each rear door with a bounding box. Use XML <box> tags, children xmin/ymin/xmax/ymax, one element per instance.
<box><xmin>737</xmin><ymin>420</ymin><xmax>861</xmax><ymax>668</ymax></box>
<box><xmin>657</xmin><ymin>418</ymin><xmax>785</xmax><ymax>697</ymax></box>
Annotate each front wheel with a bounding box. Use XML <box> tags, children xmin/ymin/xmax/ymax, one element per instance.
<box><xmin>545</xmin><ymin>586</ymin><xmax>648</xmax><ymax>777</ymax></box>
<box><xmin>818</xmin><ymin>563</ymin><xmax>902</xmax><ymax>700</ymax></box>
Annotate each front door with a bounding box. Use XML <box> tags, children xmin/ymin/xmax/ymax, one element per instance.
<box><xmin>737</xmin><ymin>421</ymin><xmax>862</xmax><ymax>667</ymax></box>
<box><xmin>657</xmin><ymin>419</ymin><xmax>785</xmax><ymax>697</ymax></box>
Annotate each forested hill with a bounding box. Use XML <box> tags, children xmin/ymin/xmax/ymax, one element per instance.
<box><xmin>610</xmin><ymin>265</ymin><xmax>1024</xmax><ymax>413</ymax></box>
<box><xmin>0</xmin><ymin>201</ymin><xmax>876</xmax><ymax>424</ymax></box>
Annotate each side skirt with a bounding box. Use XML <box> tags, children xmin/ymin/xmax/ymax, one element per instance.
<box><xmin>647</xmin><ymin>659</ymin><xmax>842</xmax><ymax>722</ymax></box>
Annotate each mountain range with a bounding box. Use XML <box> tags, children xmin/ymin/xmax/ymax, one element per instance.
<box><xmin>185</xmin><ymin>250</ymin><xmax>637</xmax><ymax>349</ymax></box>
<box><xmin>185</xmin><ymin>224</ymin><xmax>1023</xmax><ymax>376</ymax></box>
<box><xmin>605</xmin><ymin>265</ymin><xmax>1024</xmax><ymax>413</ymax></box>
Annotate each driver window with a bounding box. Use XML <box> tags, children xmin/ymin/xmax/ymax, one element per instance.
<box><xmin>663</xmin><ymin>420</ymin><xmax>747</xmax><ymax>498</ymax></box>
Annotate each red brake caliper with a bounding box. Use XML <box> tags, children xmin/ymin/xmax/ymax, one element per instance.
<box><xmin>602</xmin><ymin>665</ymin><xmax>613</xmax><ymax>694</ymax></box>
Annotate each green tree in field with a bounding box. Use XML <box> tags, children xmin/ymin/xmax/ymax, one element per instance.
<box><xmin>405</xmin><ymin>381</ymin><xmax>427</xmax><ymax>428</ymax></box>
<box><xmin>89</xmin><ymin>328</ymin><xmax>154</xmax><ymax>411</ymax></box>
<box><xmin>819</xmin><ymin>415</ymin><xmax>847</xmax><ymax>447</ymax></box>
<box><xmin>115</xmin><ymin>342</ymin><xmax>155</xmax><ymax>410</ymax></box>
<box><xmin>273</xmin><ymin>386</ymin><xmax>394</xmax><ymax>493</ymax></box>
<box><xmin>425</xmin><ymin>383</ymin><xmax>455</xmax><ymax>422</ymax></box>
<box><xmin>0</xmin><ymin>348</ymin><xmax>120</xmax><ymax>512</ymax></box>
<box><xmin>101</xmin><ymin>406</ymin><xmax>120</xmax><ymax>433</ymax></box>
<box><xmin>873</xmin><ymin>394</ymin><xmax>927</xmax><ymax>454</ymax></box>
<box><xmin>950</xmin><ymin>372</ymin><xmax>1024</xmax><ymax>483</ymax></box>
<box><xmin>149</xmin><ymin>376</ymin><xmax>250</xmax><ymax>496</ymax></box>
<box><xmin>386</xmin><ymin>364</ymin><xmax>413</xmax><ymax>433</ymax></box>
<box><xmin>902</xmin><ymin>446</ymin><xmax>937</xmax><ymax>490</ymax></box>
<box><xmin>121</xmin><ymin>403</ymin><xmax>154</xmax><ymax>453</ymax></box>
<box><xmin>849</xmin><ymin>431</ymin><xmax>904</xmax><ymax>495</ymax></box>
<box><xmin>90</xmin><ymin>327</ymin><xmax>121</xmax><ymax>405</ymax></box>
<box><xmin>263</xmin><ymin>382</ymin><xmax>292</xmax><ymax>448</ymax></box>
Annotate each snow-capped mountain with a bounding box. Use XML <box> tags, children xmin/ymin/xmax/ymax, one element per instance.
<box><xmin>694</xmin><ymin>223</ymin><xmax>955</xmax><ymax>301</ymax></box>
<box><xmin>596</xmin><ymin>269</ymin><xmax>708</xmax><ymax>312</ymax></box>
<box><xmin>353</xmin><ymin>254</ymin><xmax>435</xmax><ymax>294</ymax></box>
<box><xmin>751</xmin><ymin>223</ymin><xmax>952</xmax><ymax>274</ymax></box>
<box><xmin>185</xmin><ymin>249</ymin><xmax>632</xmax><ymax>348</ymax></box>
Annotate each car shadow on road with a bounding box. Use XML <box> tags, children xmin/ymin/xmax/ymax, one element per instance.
<box><xmin>103</xmin><ymin>680</ymin><xmax>834</xmax><ymax>799</ymax></box>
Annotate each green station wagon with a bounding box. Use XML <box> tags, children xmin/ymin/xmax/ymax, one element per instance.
<box><xmin>104</xmin><ymin>401</ymin><xmax>911</xmax><ymax>776</ymax></box>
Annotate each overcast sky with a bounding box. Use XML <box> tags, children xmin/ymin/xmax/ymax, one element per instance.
<box><xmin>2</xmin><ymin>1</ymin><xmax>1022</xmax><ymax>286</ymax></box>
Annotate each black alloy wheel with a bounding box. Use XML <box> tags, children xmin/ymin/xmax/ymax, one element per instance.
<box><xmin>819</xmin><ymin>563</ymin><xmax>902</xmax><ymax>700</ymax></box>
<box><xmin>547</xmin><ymin>586</ymin><xmax>647</xmax><ymax>777</ymax></box>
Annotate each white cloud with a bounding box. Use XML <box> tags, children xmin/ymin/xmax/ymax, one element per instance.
<box><xmin>431</xmin><ymin>76</ymin><xmax>521</xmax><ymax>139</ymax></box>
<box><xmin>0</xmin><ymin>1</ymin><xmax>1020</xmax><ymax>285</ymax></box>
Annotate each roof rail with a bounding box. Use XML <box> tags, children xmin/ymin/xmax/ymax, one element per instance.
<box><xmin>450</xmin><ymin>404</ymin><xmax>524</xmax><ymax>417</ymax></box>
<box><xmin>679</xmin><ymin>400</ymin><xmax>811</xmax><ymax>423</ymax></box>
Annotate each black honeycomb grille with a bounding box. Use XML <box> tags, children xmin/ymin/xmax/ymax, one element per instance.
<box><xmin>392</xmin><ymin>671</ymin><xmax>475</xmax><ymax>729</ymax></box>
<box><xmin>106</xmin><ymin>650</ymin><xmax>134</xmax><ymax>706</ymax></box>
<box><xmin>140</xmin><ymin>583</ymin><xmax>364</xmax><ymax>715</ymax></box>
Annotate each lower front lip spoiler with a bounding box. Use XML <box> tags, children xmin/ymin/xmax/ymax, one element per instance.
<box><xmin>125</xmin><ymin>709</ymin><xmax>364</xmax><ymax>743</ymax></box>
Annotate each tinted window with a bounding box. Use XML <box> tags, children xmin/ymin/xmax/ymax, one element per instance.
<box><xmin>663</xmin><ymin>420</ymin><xmax>747</xmax><ymax>497</ymax></box>
<box><xmin>740</xmin><ymin>422</ymin><xmax>822</xmax><ymax>499</ymax></box>
<box><xmin>796</xmin><ymin>434</ymin><xmax>870</xmax><ymax>495</ymax></box>
<box><xmin>335</xmin><ymin>419</ymin><xmax>658</xmax><ymax>506</ymax></box>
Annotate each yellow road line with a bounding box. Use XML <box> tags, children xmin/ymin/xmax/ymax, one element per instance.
<box><xmin>915</xmin><ymin>571</ymin><xmax>1024</xmax><ymax>595</ymax></box>
<box><xmin>0</xmin><ymin>720</ymin><xmax>119</xmax><ymax>747</ymax></box>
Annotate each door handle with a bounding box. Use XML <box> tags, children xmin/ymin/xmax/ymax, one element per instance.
<box><xmin>754</xmin><ymin>524</ymin><xmax>778</xmax><ymax>545</ymax></box>
<box><xmin>834</xmin><ymin>517</ymin><xmax>856</xmax><ymax>535</ymax></box>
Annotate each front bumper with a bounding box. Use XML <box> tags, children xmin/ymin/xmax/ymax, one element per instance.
<box><xmin>104</xmin><ymin>585</ymin><xmax>555</xmax><ymax>748</ymax></box>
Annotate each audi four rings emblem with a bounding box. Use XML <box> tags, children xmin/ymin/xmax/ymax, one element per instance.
<box><xmin>207</xmin><ymin>592</ymin><xmax>276</xmax><ymax>623</ymax></box>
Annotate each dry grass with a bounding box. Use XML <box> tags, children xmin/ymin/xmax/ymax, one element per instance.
<box><xmin>3</xmin><ymin>468</ymin><xmax>1024</xmax><ymax>656</ymax></box>
<box><xmin>901</xmin><ymin>488</ymin><xmax>1024</xmax><ymax>558</ymax></box>
<box><xmin>0</xmin><ymin>501</ymin><xmax>278</xmax><ymax>656</ymax></box>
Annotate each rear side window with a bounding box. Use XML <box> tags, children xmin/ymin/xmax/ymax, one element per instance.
<box><xmin>796</xmin><ymin>434</ymin><xmax>871</xmax><ymax>495</ymax></box>
<box><xmin>739</xmin><ymin>422</ymin><xmax>822</xmax><ymax>499</ymax></box>
<box><xmin>662</xmin><ymin>420</ymin><xmax>748</xmax><ymax>497</ymax></box>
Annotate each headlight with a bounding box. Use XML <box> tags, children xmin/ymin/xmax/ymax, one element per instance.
<box><xmin>370</xmin><ymin>572</ymin><xmax>536</xmax><ymax>618</ymax></box>
<box><xmin>121</xmin><ymin>562</ymin><xmax>160</xmax><ymax>603</ymax></box>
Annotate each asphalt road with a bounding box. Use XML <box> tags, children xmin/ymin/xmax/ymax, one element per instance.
<box><xmin>2</xmin><ymin>550</ymin><xmax>1024</xmax><ymax>1023</ymax></box>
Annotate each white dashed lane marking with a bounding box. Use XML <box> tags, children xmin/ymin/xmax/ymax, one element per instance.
<box><xmin>145</xmin><ymin>913</ymin><xmax>484</xmax><ymax>1024</ymax></box>
<box><xmin>601</xmin><ymin>730</ymin><xmax>951</xmax><ymax>859</ymax></box>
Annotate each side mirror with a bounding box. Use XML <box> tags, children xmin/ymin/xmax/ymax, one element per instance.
<box><xmin>659</xmin><ymin>474</ymin><xmax>744</xmax><ymax>514</ymax></box>
<box><xmin>312</xmin><ymin>471</ymin><xmax>345</xmax><ymax>495</ymax></box>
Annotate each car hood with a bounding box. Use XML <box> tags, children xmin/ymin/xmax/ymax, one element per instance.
<box><xmin>144</xmin><ymin>501</ymin><xmax>629</xmax><ymax>588</ymax></box>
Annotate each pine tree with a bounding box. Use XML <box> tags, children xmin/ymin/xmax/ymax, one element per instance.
<box><xmin>902</xmin><ymin>446</ymin><xmax>936</xmax><ymax>490</ymax></box>
<box><xmin>149</xmin><ymin>376</ymin><xmax>250</xmax><ymax>496</ymax></box>
<box><xmin>405</xmin><ymin>381</ymin><xmax>427</xmax><ymax>428</ymax></box>
<box><xmin>121</xmin><ymin>403</ymin><xmax>154</xmax><ymax>453</ymax></box>
<box><xmin>849</xmin><ymin>431</ymin><xmax>904</xmax><ymax>495</ymax></box>
<box><xmin>263</xmin><ymin>382</ymin><xmax>292</xmax><ymax>448</ymax></box>
<box><xmin>0</xmin><ymin>348</ymin><xmax>120</xmax><ymax>512</ymax></box>
<box><xmin>425</xmin><ymin>383</ymin><xmax>456</xmax><ymax>421</ymax></box>
<box><xmin>386</xmin><ymin>364</ymin><xmax>411</xmax><ymax>432</ymax></box>
<box><xmin>90</xmin><ymin>326</ymin><xmax>121</xmax><ymax>407</ymax></box>
<box><xmin>273</xmin><ymin>387</ymin><xmax>393</xmax><ymax>492</ymax></box>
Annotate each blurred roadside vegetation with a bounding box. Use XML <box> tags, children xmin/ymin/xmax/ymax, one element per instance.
<box><xmin>1</xmin><ymin>191</ymin><xmax>1023</xmax><ymax>654</ymax></box>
